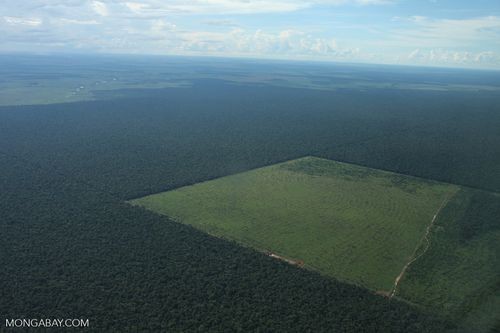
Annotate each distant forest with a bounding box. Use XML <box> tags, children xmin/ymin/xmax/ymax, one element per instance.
<box><xmin>1</xmin><ymin>78</ymin><xmax>499</xmax><ymax>331</ymax></box>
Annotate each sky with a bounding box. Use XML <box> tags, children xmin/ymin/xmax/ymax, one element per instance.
<box><xmin>1</xmin><ymin>0</ymin><xmax>500</xmax><ymax>69</ymax></box>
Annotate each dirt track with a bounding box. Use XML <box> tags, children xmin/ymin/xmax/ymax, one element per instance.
<box><xmin>268</xmin><ymin>252</ymin><xmax>305</xmax><ymax>268</ymax></box>
<box><xmin>388</xmin><ymin>191</ymin><xmax>456</xmax><ymax>298</ymax></box>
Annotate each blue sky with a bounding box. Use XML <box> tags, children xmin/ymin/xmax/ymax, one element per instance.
<box><xmin>1</xmin><ymin>0</ymin><xmax>500</xmax><ymax>68</ymax></box>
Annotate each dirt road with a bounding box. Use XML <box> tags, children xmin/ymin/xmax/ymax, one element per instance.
<box><xmin>389</xmin><ymin>191</ymin><xmax>456</xmax><ymax>298</ymax></box>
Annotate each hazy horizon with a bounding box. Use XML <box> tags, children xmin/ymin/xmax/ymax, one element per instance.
<box><xmin>3</xmin><ymin>51</ymin><xmax>500</xmax><ymax>73</ymax></box>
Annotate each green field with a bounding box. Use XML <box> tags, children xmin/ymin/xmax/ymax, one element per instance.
<box><xmin>398</xmin><ymin>189</ymin><xmax>500</xmax><ymax>332</ymax></box>
<box><xmin>131</xmin><ymin>157</ymin><xmax>458</xmax><ymax>292</ymax></box>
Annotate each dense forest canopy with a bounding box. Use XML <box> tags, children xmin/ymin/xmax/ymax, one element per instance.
<box><xmin>1</xmin><ymin>79</ymin><xmax>499</xmax><ymax>199</ymax></box>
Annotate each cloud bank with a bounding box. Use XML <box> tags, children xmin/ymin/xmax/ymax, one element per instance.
<box><xmin>0</xmin><ymin>0</ymin><xmax>499</xmax><ymax>68</ymax></box>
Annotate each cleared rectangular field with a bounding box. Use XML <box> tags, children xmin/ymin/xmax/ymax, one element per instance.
<box><xmin>131</xmin><ymin>157</ymin><xmax>458</xmax><ymax>292</ymax></box>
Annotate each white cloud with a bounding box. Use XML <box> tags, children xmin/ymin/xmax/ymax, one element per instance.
<box><xmin>3</xmin><ymin>16</ymin><xmax>43</xmax><ymax>26</ymax></box>
<box><xmin>91</xmin><ymin>1</ymin><xmax>108</xmax><ymax>17</ymax></box>
<box><xmin>120</xmin><ymin>0</ymin><xmax>305</xmax><ymax>16</ymax></box>
<box><xmin>312</xmin><ymin>0</ymin><xmax>394</xmax><ymax>5</ymax></box>
<box><xmin>58</xmin><ymin>18</ymin><xmax>99</xmax><ymax>25</ymax></box>
<box><xmin>34</xmin><ymin>0</ymin><xmax>394</xmax><ymax>18</ymax></box>
<box><xmin>326</xmin><ymin>0</ymin><xmax>396</xmax><ymax>6</ymax></box>
<box><xmin>204</xmin><ymin>19</ymin><xmax>240</xmax><ymax>27</ymax></box>
<box><xmin>405</xmin><ymin>48</ymin><xmax>500</xmax><ymax>67</ymax></box>
<box><xmin>125</xmin><ymin>2</ymin><xmax>146</xmax><ymax>13</ymax></box>
<box><xmin>364</xmin><ymin>0</ymin><xmax>391</xmax><ymax>3</ymax></box>
<box><xmin>407</xmin><ymin>48</ymin><xmax>421</xmax><ymax>60</ymax></box>
<box><xmin>0</xmin><ymin>0</ymin><xmax>394</xmax><ymax>23</ymax></box>
<box><xmin>392</xmin><ymin>16</ymin><xmax>500</xmax><ymax>48</ymax></box>
<box><xmin>174</xmin><ymin>28</ymin><xmax>359</xmax><ymax>60</ymax></box>
<box><xmin>371</xmin><ymin>15</ymin><xmax>500</xmax><ymax>67</ymax></box>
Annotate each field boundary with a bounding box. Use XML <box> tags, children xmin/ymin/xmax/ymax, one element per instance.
<box><xmin>389</xmin><ymin>189</ymin><xmax>459</xmax><ymax>298</ymax></box>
